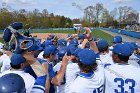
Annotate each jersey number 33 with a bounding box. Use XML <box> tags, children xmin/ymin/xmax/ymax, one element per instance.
<box><xmin>114</xmin><ymin>78</ymin><xmax>135</xmax><ymax>93</ymax></box>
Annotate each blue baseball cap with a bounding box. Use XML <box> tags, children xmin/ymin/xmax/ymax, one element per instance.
<box><xmin>113</xmin><ymin>43</ymin><xmax>132</xmax><ymax>56</ymax></box>
<box><xmin>70</xmin><ymin>39</ymin><xmax>79</xmax><ymax>45</ymax></box>
<box><xmin>131</xmin><ymin>42</ymin><xmax>140</xmax><ymax>49</ymax></box>
<box><xmin>11</xmin><ymin>54</ymin><xmax>26</xmax><ymax>65</ymax></box>
<box><xmin>78</xmin><ymin>34</ymin><xmax>85</xmax><ymax>39</ymax></box>
<box><xmin>58</xmin><ymin>47</ymin><xmax>71</xmax><ymax>60</ymax></box>
<box><xmin>35</xmin><ymin>39</ymin><xmax>41</xmax><ymax>45</ymax></box>
<box><xmin>45</xmin><ymin>40</ymin><xmax>53</xmax><ymax>47</ymax></box>
<box><xmin>58</xmin><ymin>39</ymin><xmax>67</xmax><ymax>47</ymax></box>
<box><xmin>97</xmin><ymin>39</ymin><xmax>109</xmax><ymax>49</ymax></box>
<box><xmin>78</xmin><ymin>48</ymin><xmax>96</xmax><ymax>65</ymax></box>
<box><xmin>123</xmin><ymin>42</ymin><xmax>135</xmax><ymax>53</ymax></box>
<box><xmin>112</xmin><ymin>36</ymin><xmax>122</xmax><ymax>43</ymax></box>
<box><xmin>73</xmin><ymin>48</ymin><xmax>82</xmax><ymax>57</ymax></box>
<box><xmin>28</xmin><ymin>42</ymin><xmax>43</xmax><ymax>52</ymax></box>
<box><xmin>68</xmin><ymin>44</ymin><xmax>78</xmax><ymax>48</ymax></box>
<box><xmin>69</xmin><ymin>47</ymin><xmax>77</xmax><ymax>56</ymax></box>
<box><xmin>44</xmin><ymin>46</ymin><xmax>57</xmax><ymax>55</ymax></box>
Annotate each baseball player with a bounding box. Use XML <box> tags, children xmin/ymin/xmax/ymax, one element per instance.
<box><xmin>53</xmin><ymin>47</ymin><xmax>80</xmax><ymax>93</ymax></box>
<box><xmin>69</xmin><ymin>48</ymin><xmax>105</xmax><ymax>93</ymax></box>
<box><xmin>41</xmin><ymin>46</ymin><xmax>70</xmax><ymax>93</ymax></box>
<box><xmin>109</xmin><ymin>36</ymin><xmax>122</xmax><ymax>52</ymax></box>
<box><xmin>96</xmin><ymin>39</ymin><xmax>114</xmax><ymax>66</ymax></box>
<box><xmin>104</xmin><ymin>43</ymin><xmax>140</xmax><ymax>93</ymax></box>
<box><xmin>52</xmin><ymin>35</ymin><xmax>58</xmax><ymax>46</ymax></box>
<box><xmin>128</xmin><ymin>42</ymin><xmax>140</xmax><ymax>67</ymax></box>
<box><xmin>22</xmin><ymin>51</ymin><xmax>49</xmax><ymax>93</ymax></box>
<box><xmin>38</xmin><ymin>40</ymin><xmax>54</xmax><ymax>59</ymax></box>
<box><xmin>66</xmin><ymin>34</ymin><xmax>73</xmax><ymax>46</ymax></box>
<box><xmin>78</xmin><ymin>34</ymin><xmax>85</xmax><ymax>48</ymax></box>
<box><xmin>0</xmin><ymin>53</ymin><xmax>35</xmax><ymax>93</ymax></box>
<box><xmin>58</xmin><ymin>39</ymin><xmax>67</xmax><ymax>49</ymax></box>
<box><xmin>24</xmin><ymin>41</ymin><xmax>44</xmax><ymax>79</ymax></box>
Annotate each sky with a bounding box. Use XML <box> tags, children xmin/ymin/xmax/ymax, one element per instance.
<box><xmin>0</xmin><ymin>0</ymin><xmax>140</xmax><ymax>21</ymax></box>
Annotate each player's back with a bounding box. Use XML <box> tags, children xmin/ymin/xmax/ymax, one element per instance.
<box><xmin>96</xmin><ymin>53</ymin><xmax>114</xmax><ymax>66</ymax></box>
<box><xmin>64</xmin><ymin>61</ymin><xmax>80</xmax><ymax>93</ymax></box>
<box><xmin>104</xmin><ymin>63</ymin><xmax>140</xmax><ymax>93</ymax></box>
<box><xmin>69</xmin><ymin>66</ymin><xmax>104</xmax><ymax>93</ymax></box>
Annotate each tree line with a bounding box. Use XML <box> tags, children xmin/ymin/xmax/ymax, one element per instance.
<box><xmin>82</xmin><ymin>3</ymin><xmax>139</xmax><ymax>28</ymax></box>
<box><xmin>0</xmin><ymin>3</ymin><xmax>139</xmax><ymax>29</ymax></box>
<box><xmin>0</xmin><ymin>8</ymin><xmax>73</xmax><ymax>29</ymax></box>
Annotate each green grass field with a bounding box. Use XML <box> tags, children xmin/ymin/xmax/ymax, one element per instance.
<box><xmin>0</xmin><ymin>30</ymin><xmax>114</xmax><ymax>45</ymax></box>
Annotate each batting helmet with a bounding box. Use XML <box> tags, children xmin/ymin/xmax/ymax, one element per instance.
<box><xmin>0</xmin><ymin>73</ymin><xmax>26</xmax><ymax>93</ymax></box>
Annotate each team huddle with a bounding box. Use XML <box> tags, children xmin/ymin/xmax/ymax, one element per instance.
<box><xmin>0</xmin><ymin>22</ymin><xmax>140</xmax><ymax>93</ymax></box>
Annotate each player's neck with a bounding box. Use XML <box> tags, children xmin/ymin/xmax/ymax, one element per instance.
<box><xmin>100</xmin><ymin>51</ymin><xmax>108</xmax><ymax>55</ymax></box>
<box><xmin>10</xmin><ymin>68</ymin><xmax>23</xmax><ymax>71</ymax></box>
<box><xmin>116</xmin><ymin>61</ymin><xmax>128</xmax><ymax>64</ymax></box>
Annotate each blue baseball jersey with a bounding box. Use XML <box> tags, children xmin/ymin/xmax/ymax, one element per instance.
<box><xmin>31</xmin><ymin>75</ymin><xmax>46</xmax><ymax>93</ymax></box>
<box><xmin>40</xmin><ymin>59</ymin><xmax>56</xmax><ymax>93</ymax></box>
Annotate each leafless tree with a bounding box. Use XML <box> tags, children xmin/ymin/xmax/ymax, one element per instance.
<box><xmin>84</xmin><ymin>6</ymin><xmax>95</xmax><ymax>23</ymax></box>
<box><xmin>95</xmin><ymin>3</ymin><xmax>104</xmax><ymax>23</ymax></box>
<box><xmin>110</xmin><ymin>8</ymin><xmax>118</xmax><ymax>21</ymax></box>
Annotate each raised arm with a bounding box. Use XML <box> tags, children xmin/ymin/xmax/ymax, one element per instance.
<box><xmin>84</xmin><ymin>27</ymin><xmax>99</xmax><ymax>53</ymax></box>
<box><xmin>51</xmin><ymin>55</ymin><xmax>69</xmax><ymax>86</ymax></box>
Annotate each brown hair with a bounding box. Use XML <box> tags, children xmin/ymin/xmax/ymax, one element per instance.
<box><xmin>78</xmin><ymin>62</ymin><xmax>97</xmax><ymax>73</ymax></box>
<box><xmin>98</xmin><ymin>46</ymin><xmax>109</xmax><ymax>53</ymax></box>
